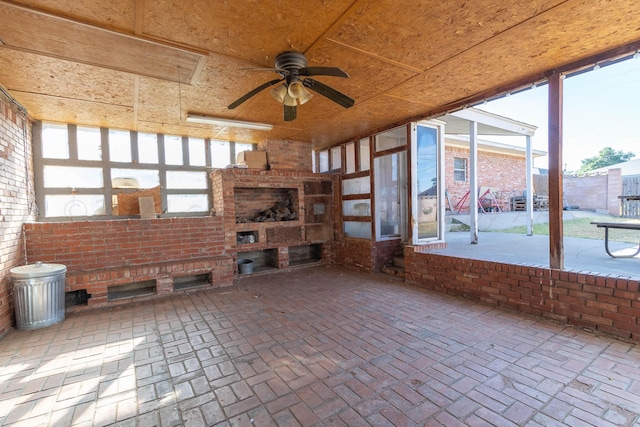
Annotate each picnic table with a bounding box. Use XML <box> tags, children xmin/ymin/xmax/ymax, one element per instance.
<box><xmin>591</xmin><ymin>222</ymin><xmax>640</xmax><ymax>258</ymax></box>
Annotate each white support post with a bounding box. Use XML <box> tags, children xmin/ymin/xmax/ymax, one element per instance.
<box><xmin>470</xmin><ymin>121</ymin><xmax>478</xmax><ymax>244</ymax></box>
<box><xmin>526</xmin><ymin>135</ymin><xmax>534</xmax><ymax>236</ymax></box>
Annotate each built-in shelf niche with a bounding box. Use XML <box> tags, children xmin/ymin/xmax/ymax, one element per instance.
<box><xmin>173</xmin><ymin>273</ymin><xmax>210</xmax><ymax>291</ymax></box>
<box><xmin>289</xmin><ymin>244</ymin><xmax>322</xmax><ymax>266</ymax></box>
<box><xmin>237</xmin><ymin>249</ymin><xmax>278</xmax><ymax>273</ymax></box>
<box><xmin>236</xmin><ymin>230</ymin><xmax>259</xmax><ymax>244</ymax></box>
<box><xmin>107</xmin><ymin>280</ymin><xmax>156</xmax><ymax>301</ymax></box>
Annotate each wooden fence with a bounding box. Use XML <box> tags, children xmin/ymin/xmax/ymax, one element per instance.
<box><xmin>621</xmin><ymin>175</ymin><xmax>640</xmax><ymax>217</ymax></box>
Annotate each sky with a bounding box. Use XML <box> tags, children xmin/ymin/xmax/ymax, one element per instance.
<box><xmin>477</xmin><ymin>54</ymin><xmax>640</xmax><ymax>172</ymax></box>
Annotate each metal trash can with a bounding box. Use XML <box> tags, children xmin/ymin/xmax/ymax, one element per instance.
<box><xmin>10</xmin><ymin>262</ymin><xmax>66</xmax><ymax>330</ymax></box>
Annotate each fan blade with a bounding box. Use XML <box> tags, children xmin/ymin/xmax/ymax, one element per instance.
<box><xmin>299</xmin><ymin>67</ymin><xmax>349</xmax><ymax>78</ymax></box>
<box><xmin>302</xmin><ymin>78</ymin><xmax>355</xmax><ymax>109</ymax></box>
<box><xmin>238</xmin><ymin>67</ymin><xmax>280</xmax><ymax>72</ymax></box>
<box><xmin>284</xmin><ymin>105</ymin><xmax>297</xmax><ymax>121</ymax></box>
<box><xmin>228</xmin><ymin>78</ymin><xmax>283</xmax><ymax>109</ymax></box>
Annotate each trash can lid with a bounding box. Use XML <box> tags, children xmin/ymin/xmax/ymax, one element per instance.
<box><xmin>10</xmin><ymin>262</ymin><xmax>66</xmax><ymax>279</ymax></box>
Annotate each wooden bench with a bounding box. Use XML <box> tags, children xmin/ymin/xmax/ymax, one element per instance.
<box><xmin>591</xmin><ymin>222</ymin><xmax>640</xmax><ymax>258</ymax></box>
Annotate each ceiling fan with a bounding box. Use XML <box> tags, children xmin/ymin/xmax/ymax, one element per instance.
<box><xmin>228</xmin><ymin>51</ymin><xmax>355</xmax><ymax>121</ymax></box>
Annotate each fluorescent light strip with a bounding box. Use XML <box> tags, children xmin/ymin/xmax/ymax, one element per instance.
<box><xmin>186</xmin><ymin>114</ymin><xmax>273</xmax><ymax>131</ymax></box>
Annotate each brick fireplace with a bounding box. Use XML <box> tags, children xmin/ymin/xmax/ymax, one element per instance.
<box><xmin>211</xmin><ymin>169</ymin><xmax>336</xmax><ymax>273</ymax></box>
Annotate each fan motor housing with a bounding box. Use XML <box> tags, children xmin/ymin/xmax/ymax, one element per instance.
<box><xmin>275</xmin><ymin>51</ymin><xmax>307</xmax><ymax>71</ymax></box>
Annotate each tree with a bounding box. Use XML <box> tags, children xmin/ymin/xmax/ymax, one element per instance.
<box><xmin>577</xmin><ymin>147</ymin><xmax>635</xmax><ymax>173</ymax></box>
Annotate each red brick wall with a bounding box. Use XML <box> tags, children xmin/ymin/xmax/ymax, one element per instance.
<box><xmin>23</xmin><ymin>217</ymin><xmax>232</xmax><ymax>307</ymax></box>
<box><xmin>333</xmin><ymin>239</ymin><xmax>374</xmax><ymax>270</ymax></box>
<box><xmin>446</xmin><ymin>146</ymin><xmax>526</xmax><ymax>212</ymax></box>
<box><xmin>0</xmin><ymin>97</ymin><xmax>33</xmax><ymax>336</ymax></box>
<box><xmin>405</xmin><ymin>247</ymin><xmax>640</xmax><ymax>340</ymax></box>
<box><xmin>259</xmin><ymin>139</ymin><xmax>312</xmax><ymax>171</ymax></box>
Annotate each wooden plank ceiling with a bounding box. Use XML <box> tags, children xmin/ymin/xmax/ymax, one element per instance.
<box><xmin>1</xmin><ymin>0</ymin><xmax>639</xmax><ymax>150</ymax></box>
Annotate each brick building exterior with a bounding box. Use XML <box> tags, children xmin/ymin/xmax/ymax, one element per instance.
<box><xmin>444</xmin><ymin>135</ymin><xmax>544</xmax><ymax>212</ymax></box>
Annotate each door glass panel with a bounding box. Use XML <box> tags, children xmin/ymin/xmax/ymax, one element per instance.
<box><xmin>416</xmin><ymin>125</ymin><xmax>439</xmax><ymax>240</ymax></box>
<box><xmin>374</xmin><ymin>151</ymin><xmax>407</xmax><ymax>239</ymax></box>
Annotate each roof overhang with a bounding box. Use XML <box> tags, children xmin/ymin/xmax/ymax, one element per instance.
<box><xmin>445</xmin><ymin>135</ymin><xmax>547</xmax><ymax>158</ymax></box>
<box><xmin>439</xmin><ymin>107</ymin><xmax>538</xmax><ymax>137</ymax></box>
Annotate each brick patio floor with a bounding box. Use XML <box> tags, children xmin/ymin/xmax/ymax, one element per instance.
<box><xmin>1</xmin><ymin>265</ymin><xmax>639</xmax><ymax>426</ymax></box>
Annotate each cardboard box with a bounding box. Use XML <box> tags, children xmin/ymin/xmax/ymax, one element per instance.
<box><xmin>239</xmin><ymin>161</ymin><xmax>268</xmax><ymax>169</ymax></box>
<box><xmin>237</xmin><ymin>150</ymin><xmax>267</xmax><ymax>165</ymax></box>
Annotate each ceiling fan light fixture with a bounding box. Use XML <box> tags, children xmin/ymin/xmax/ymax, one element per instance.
<box><xmin>287</xmin><ymin>80</ymin><xmax>306</xmax><ymax>99</ymax></box>
<box><xmin>297</xmin><ymin>87</ymin><xmax>313</xmax><ymax>105</ymax></box>
<box><xmin>186</xmin><ymin>114</ymin><xmax>273</xmax><ymax>131</ymax></box>
<box><xmin>270</xmin><ymin>84</ymin><xmax>287</xmax><ymax>103</ymax></box>
<box><xmin>283</xmin><ymin>93</ymin><xmax>297</xmax><ymax>107</ymax></box>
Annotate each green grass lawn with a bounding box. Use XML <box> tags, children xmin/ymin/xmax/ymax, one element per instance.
<box><xmin>492</xmin><ymin>217</ymin><xmax>640</xmax><ymax>243</ymax></box>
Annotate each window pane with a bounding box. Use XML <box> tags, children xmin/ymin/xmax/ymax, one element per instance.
<box><xmin>43</xmin><ymin>166</ymin><xmax>103</xmax><ymax>188</ymax></box>
<box><xmin>164</xmin><ymin>135</ymin><xmax>183</xmax><ymax>165</ymax></box>
<box><xmin>342</xmin><ymin>199</ymin><xmax>371</xmax><ymax>216</ymax></box>
<box><xmin>343</xmin><ymin>221</ymin><xmax>372</xmax><ymax>239</ymax></box>
<box><xmin>138</xmin><ymin>133</ymin><xmax>159</xmax><ymax>164</ymax></box>
<box><xmin>166</xmin><ymin>171</ymin><xmax>207</xmax><ymax>189</ymax></box>
<box><xmin>77</xmin><ymin>126</ymin><xmax>102</xmax><ymax>160</ymax></box>
<box><xmin>331</xmin><ymin>147</ymin><xmax>341</xmax><ymax>170</ymax></box>
<box><xmin>319</xmin><ymin>151</ymin><xmax>329</xmax><ymax>172</ymax></box>
<box><xmin>342</xmin><ymin>177</ymin><xmax>370</xmax><ymax>195</ymax></box>
<box><xmin>111</xmin><ymin>169</ymin><xmax>159</xmax><ymax>189</ymax></box>
<box><xmin>167</xmin><ymin>194</ymin><xmax>209</xmax><ymax>213</ymax></box>
<box><xmin>109</xmin><ymin>129</ymin><xmax>131</xmax><ymax>162</ymax></box>
<box><xmin>45</xmin><ymin>195</ymin><xmax>105</xmax><ymax>217</ymax></box>
<box><xmin>42</xmin><ymin>123</ymin><xmax>69</xmax><ymax>159</ymax></box>
<box><xmin>189</xmin><ymin>138</ymin><xmax>206</xmax><ymax>166</ymax></box>
<box><xmin>211</xmin><ymin>140</ymin><xmax>231</xmax><ymax>168</ymax></box>
<box><xmin>359</xmin><ymin>138</ymin><xmax>370</xmax><ymax>171</ymax></box>
<box><xmin>345</xmin><ymin>142</ymin><xmax>356</xmax><ymax>174</ymax></box>
<box><xmin>454</xmin><ymin>157</ymin><xmax>466</xmax><ymax>182</ymax></box>
<box><xmin>375</xmin><ymin>126</ymin><xmax>406</xmax><ymax>151</ymax></box>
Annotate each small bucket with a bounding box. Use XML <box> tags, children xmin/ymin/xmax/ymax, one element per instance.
<box><xmin>238</xmin><ymin>259</ymin><xmax>254</xmax><ymax>274</ymax></box>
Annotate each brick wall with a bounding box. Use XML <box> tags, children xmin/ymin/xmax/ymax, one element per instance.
<box><xmin>446</xmin><ymin>146</ymin><xmax>527</xmax><ymax>212</ymax></box>
<box><xmin>333</xmin><ymin>239</ymin><xmax>402</xmax><ymax>272</ymax></box>
<box><xmin>563</xmin><ymin>173</ymin><xmax>609</xmax><ymax>211</ymax></box>
<box><xmin>333</xmin><ymin>239</ymin><xmax>375</xmax><ymax>270</ymax></box>
<box><xmin>259</xmin><ymin>139</ymin><xmax>312</xmax><ymax>171</ymax></box>
<box><xmin>0</xmin><ymin>96</ymin><xmax>33</xmax><ymax>336</ymax></box>
<box><xmin>23</xmin><ymin>217</ymin><xmax>233</xmax><ymax>308</ymax></box>
<box><xmin>405</xmin><ymin>247</ymin><xmax>640</xmax><ymax>340</ymax></box>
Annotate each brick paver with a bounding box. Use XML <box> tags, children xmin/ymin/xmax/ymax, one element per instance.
<box><xmin>1</xmin><ymin>265</ymin><xmax>639</xmax><ymax>426</ymax></box>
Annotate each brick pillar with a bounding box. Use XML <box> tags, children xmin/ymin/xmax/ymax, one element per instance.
<box><xmin>607</xmin><ymin>168</ymin><xmax>622</xmax><ymax>216</ymax></box>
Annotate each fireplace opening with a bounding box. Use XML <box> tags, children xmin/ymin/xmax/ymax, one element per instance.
<box><xmin>235</xmin><ymin>187</ymin><xmax>299</xmax><ymax>223</ymax></box>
